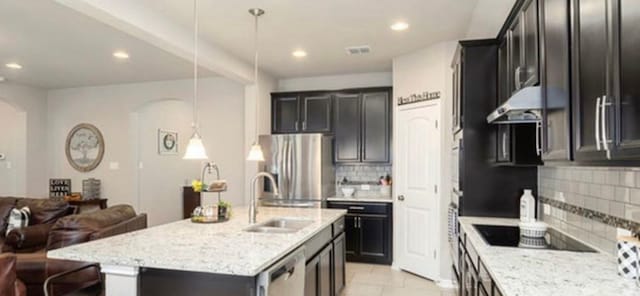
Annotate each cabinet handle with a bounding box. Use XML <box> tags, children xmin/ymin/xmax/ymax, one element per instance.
<box><xmin>514</xmin><ymin>66</ymin><xmax>522</xmax><ymax>90</ymax></box>
<box><xmin>349</xmin><ymin>206</ymin><xmax>365</xmax><ymax>210</ymax></box>
<box><xmin>295</xmin><ymin>120</ymin><xmax>299</xmax><ymax>131</ymax></box>
<box><xmin>595</xmin><ymin>97</ymin><xmax>602</xmax><ymax>151</ymax></box>
<box><xmin>356</xmin><ymin>217</ymin><xmax>360</xmax><ymax>228</ymax></box>
<box><xmin>535</xmin><ymin>121</ymin><xmax>542</xmax><ymax>156</ymax></box>
<box><xmin>302</xmin><ymin>121</ymin><xmax>307</xmax><ymax>131</ymax></box>
<box><xmin>601</xmin><ymin>95</ymin><xmax>611</xmax><ymax>159</ymax></box>
<box><xmin>502</xmin><ymin>132</ymin><xmax>507</xmax><ymax>159</ymax></box>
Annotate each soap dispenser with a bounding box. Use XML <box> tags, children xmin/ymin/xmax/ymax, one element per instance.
<box><xmin>520</xmin><ymin>189</ymin><xmax>536</xmax><ymax>222</ymax></box>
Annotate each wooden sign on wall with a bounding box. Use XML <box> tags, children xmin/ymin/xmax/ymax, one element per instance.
<box><xmin>49</xmin><ymin>179</ymin><xmax>71</xmax><ymax>198</ymax></box>
<box><xmin>397</xmin><ymin>91</ymin><xmax>441</xmax><ymax>106</ymax></box>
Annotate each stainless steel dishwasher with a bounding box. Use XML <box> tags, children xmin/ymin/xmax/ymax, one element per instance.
<box><xmin>256</xmin><ymin>247</ymin><xmax>305</xmax><ymax>296</ymax></box>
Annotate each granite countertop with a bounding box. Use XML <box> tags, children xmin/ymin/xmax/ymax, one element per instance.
<box><xmin>48</xmin><ymin>207</ymin><xmax>346</xmax><ymax>276</ymax></box>
<box><xmin>459</xmin><ymin>217</ymin><xmax>640</xmax><ymax>296</ymax></box>
<box><xmin>327</xmin><ymin>196</ymin><xmax>393</xmax><ymax>203</ymax></box>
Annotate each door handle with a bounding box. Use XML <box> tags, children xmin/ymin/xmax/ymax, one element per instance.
<box><xmin>502</xmin><ymin>131</ymin><xmax>507</xmax><ymax>159</ymax></box>
<box><xmin>398</xmin><ymin>195</ymin><xmax>405</xmax><ymax>201</ymax></box>
<box><xmin>601</xmin><ymin>95</ymin><xmax>611</xmax><ymax>159</ymax></box>
<box><xmin>595</xmin><ymin>97</ymin><xmax>602</xmax><ymax>151</ymax></box>
<box><xmin>514</xmin><ymin>66</ymin><xmax>522</xmax><ymax>90</ymax></box>
<box><xmin>349</xmin><ymin>206</ymin><xmax>365</xmax><ymax>210</ymax></box>
<box><xmin>535</xmin><ymin>121</ymin><xmax>542</xmax><ymax>156</ymax></box>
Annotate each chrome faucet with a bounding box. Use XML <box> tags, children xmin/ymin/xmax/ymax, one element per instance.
<box><xmin>250</xmin><ymin>172</ymin><xmax>280</xmax><ymax>224</ymax></box>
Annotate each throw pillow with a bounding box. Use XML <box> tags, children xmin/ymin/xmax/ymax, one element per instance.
<box><xmin>6</xmin><ymin>207</ymin><xmax>30</xmax><ymax>236</ymax></box>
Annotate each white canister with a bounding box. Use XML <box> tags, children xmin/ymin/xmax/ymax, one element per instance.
<box><xmin>617</xmin><ymin>236</ymin><xmax>640</xmax><ymax>283</ymax></box>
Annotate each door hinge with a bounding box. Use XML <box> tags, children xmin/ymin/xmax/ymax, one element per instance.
<box><xmin>435</xmin><ymin>120</ymin><xmax>438</xmax><ymax>128</ymax></box>
<box><xmin>433</xmin><ymin>249</ymin><xmax>437</xmax><ymax>259</ymax></box>
<box><xmin>434</xmin><ymin>185</ymin><xmax>438</xmax><ymax>194</ymax></box>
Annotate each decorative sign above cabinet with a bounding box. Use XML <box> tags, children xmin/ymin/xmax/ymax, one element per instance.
<box><xmin>397</xmin><ymin>91</ymin><xmax>441</xmax><ymax>106</ymax></box>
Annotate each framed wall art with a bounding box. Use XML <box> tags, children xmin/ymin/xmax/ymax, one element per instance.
<box><xmin>65</xmin><ymin>123</ymin><xmax>105</xmax><ymax>172</ymax></box>
<box><xmin>158</xmin><ymin>129</ymin><xmax>178</xmax><ymax>155</ymax></box>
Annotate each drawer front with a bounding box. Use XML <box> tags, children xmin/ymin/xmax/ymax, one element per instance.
<box><xmin>333</xmin><ymin>217</ymin><xmax>345</xmax><ymax>237</ymax></box>
<box><xmin>304</xmin><ymin>226</ymin><xmax>333</xmax><ymax>260</ymax></box>
<box><xmin>326</xmin><ymin>201</ymin><xmax>389</xmax><ymax>215</ymax></box>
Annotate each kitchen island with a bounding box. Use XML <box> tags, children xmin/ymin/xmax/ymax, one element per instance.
<box><xmin>48</xmin><ymin>206</ymin><xmax>347</xmax><ymax>296</ymax></box>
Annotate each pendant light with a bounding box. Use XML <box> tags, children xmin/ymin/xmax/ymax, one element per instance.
<box><xmin>184</xmin><ymin>0</ymin><xmax>208</xmax><ymax>160</ymax></box>
<box><xmin>246</xmin><ymin>8</ymin><xmax>266</xmax><ymax>162</ymax></box>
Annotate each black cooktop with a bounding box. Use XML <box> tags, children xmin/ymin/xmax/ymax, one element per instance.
<box><xmin>473</xmin><ymin>224</ymin><xmax>596</xmax><ymax>252</ymax></box>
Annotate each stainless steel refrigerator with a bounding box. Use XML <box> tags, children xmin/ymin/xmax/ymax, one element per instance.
<box><xmin>258</xmin><ymin>134</ymin><xmax>335</xmax><ymax>207</ymax></box>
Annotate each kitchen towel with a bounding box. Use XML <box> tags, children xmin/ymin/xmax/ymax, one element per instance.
<box><xmin>617</xmin><ymin>236</ymin><xmax>640</xmax><ymax>281</ymax></box>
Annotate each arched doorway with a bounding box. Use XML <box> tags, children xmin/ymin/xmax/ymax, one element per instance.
<box><xmin>130</xmin><ymin>99</ymin><xmax>199</xmax><ymax>226</ymax></box>
<box><xmin>0</xmin><ymin>98</ymin><xmax>27</xmax><ymax>196</ymax></box>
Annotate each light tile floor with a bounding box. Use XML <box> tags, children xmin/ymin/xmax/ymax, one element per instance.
<box><xmin>342</xmin><ymin>263</ymin><xmax>455</xmax><ymax>296</ymax></box>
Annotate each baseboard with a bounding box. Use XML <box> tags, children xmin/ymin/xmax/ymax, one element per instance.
<box><xmin>390</xmin><ymin>262</ymin><xmax>400</xmax><ymax>271</ymax></box>
<box><xmin>436</xmin><ymin>279</ymin><xmax>457</xmax><ymax>290</ymax></box>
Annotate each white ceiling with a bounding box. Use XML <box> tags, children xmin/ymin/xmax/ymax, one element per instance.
<box><xmin>0</xmin><ymin>1</ymin><xmax>214</xmax><ymax>89</ymax></box>
<box><xmin>136</xmin><ymin>0</ymin><xmax>488</xmax><ymax>79</ymax></box>
<box><xmin>0</xmin><ymin>1</ymin><xmax>516</xmax><ymax>88</ymax></box>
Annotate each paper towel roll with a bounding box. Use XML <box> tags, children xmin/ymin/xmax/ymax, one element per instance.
<box><xmin>617</xmin><ymin>236</ymin><xmax>640</xmax><ymax>281</ymax></box>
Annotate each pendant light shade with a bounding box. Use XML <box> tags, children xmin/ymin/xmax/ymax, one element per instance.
<box><xmin>183</xmin><ymin>131</ymin><xmax>208</xmax><ymax>160</ymax></box>
<box><xmin>247</xmin><ymin>142</ymin><xmax>265</xmax><ymax>161</ymax></box>
<box><xmin>247</xmin><ymin>8</ymin><xmax>265</xmax><ymax>162</ymax></box>
<box><xmin>184</xmin><ymin>0</ymin><xmax>208</xmax><ymax>160</ymax></box>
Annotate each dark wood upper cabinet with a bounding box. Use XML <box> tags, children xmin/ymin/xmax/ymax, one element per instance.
<box><xmin>452</xmin><ymin>53</ymin><xmax>463</xmax><ymax>133</ymax></box>
<box><xmin>498</xmin><ymin>38</ymin><xmax>511</xmax><ymax>105</ymax></box>
<box><xmin>509</xmin><ymin>17</ymin><xmax>524</xmax><ymax>94</ymax></box>
<box><xmin>301</xmin><ymin>94</ymin><xmax>332</xmax><ymax>133</ymax></box>
<box><xmin>361</xmin><ymin>92</ymin><xmax>391</xmax><ymax>163</ymax></box>
<box><xmin>540</xmin><ymin>0</ymin><xmax>572</xmax><ymax>161</ymax></box>
<box><xmin>334</xmin><ymin>88</ymin><xmax>392</xmax><ymax>164</ymax></box>
<box><xmin>334</xmin><ymin>94</ymin><xmax>361</xmax><ymax>163</ymax></box>
<box><xmin>612</xmin><ymin>0</ymin><xmax>640</xmax><ymax>159</ymax></box>
<box><xmin>272</xmin><ymin>95</ymin><xmax>300</xmax><ymax>133</ymax></box>
<box><xmin>572</xmin><ymin>0</ymin><xmax>609</xmax><ymax>161</ymax></box>
<box><xmin>521</xmin><ymin>0</ymin><xmax>539</xmax><ymax>87</ymax></box>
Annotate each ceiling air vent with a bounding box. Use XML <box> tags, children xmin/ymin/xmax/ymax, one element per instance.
<box><xmin>345</xmin><ymin>45</ymin><xmax>371</xmax><ymax>55</ymax></box>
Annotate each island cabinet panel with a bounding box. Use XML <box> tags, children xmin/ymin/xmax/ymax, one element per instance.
<box><xmin>326</xmin><ymin>201</ymin><xmax>392</xmax><ymax>264</ymax></box>
<box><xmin>305</xmin><ymin>256</ymin><xmax>320</xmax><ymax>296</ymax></box>
<box><xmin>333</xmin><ymin>233</ymin><xmax>347</xmax><ymax>295</ymax></box>
<box><xmin>140</xmin><ymin>269</ymin><xmax>256</xmax><ymax>296</ymax></box>
<box><xmin>319</xmin><ymin>244</ymin><xmax>333</xmax><ymax>296</ymax></box>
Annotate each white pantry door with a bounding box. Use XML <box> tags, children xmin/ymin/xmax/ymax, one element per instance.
<box><xmin>395</xmin><ymin>102</ymin><xmax>440</xmax><ymax>279</ymax></box>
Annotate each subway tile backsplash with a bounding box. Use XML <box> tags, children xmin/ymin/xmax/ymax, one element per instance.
<box><xmin>336</xmin><ymin>165</ymin><xmax>392</xmax><ymax>184</ymax></box>
<box><xmin>539</xmin><ymin>166</ymin><xmax>640</xmax><ymax>256</ymax></box>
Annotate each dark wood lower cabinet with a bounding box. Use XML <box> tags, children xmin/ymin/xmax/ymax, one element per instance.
<box><xmin>326</xmin><ymin>202</ymin><xmax>392</xmax><ymax>265</ymax></box>
<box><xmin>305</xmin><ymin>217</ymin><xmax>346</xmax><ymax>296</ymax></box>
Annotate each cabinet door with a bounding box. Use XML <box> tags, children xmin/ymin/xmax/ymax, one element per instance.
<box><xmin>361</xmin><ymin>92</ymin><xmax>391</xmax><ymax>163</ymax></box>
<box><xmin>359</xmin><ymin>215</ymin><xmax>390</xmax><ymax>262</ymax></box>
<box><xmin>305</xmin><ymin>256</ymin><xmax>320</xmax><ymax>296</ymax></box>
<box><xmin>334</xmin><ymin>94</ymin><xmax>361</xmax><ymax>163</ymax></box>
<box><xmin>272</xmin><ymin>95</ymin><xmax>300</xmax><ymax>133</ymax></box>
<box><xmin>496</xmin><ymin>125</ymin><xmax>512</xmax><ymax>163</ymax></box>
<box><xmin>498</xmin><ymin>38</ymin><xmax>511</xmax><ymax>105</ymax></box>
<box><xmin>302</xmin><ymin>94</ymin><xmax>332</xmax><ymax>133</ymax></box>
<box><xmin>344</xmin><ymin>215</ymin><xmax>359</xmax><ymax>257</ymax></box>
<box><xmin>521</xmin><ymin>0</ymin><xmax>539</xmax><ymax>87</ymax></box>
<box><xmin>333</xmin><ymin>233</ymin><xmax>346</xmax><ymax>296</ymax></box>
<box><xmin>614</xmin><ymin>0</ymin><xmax>640</xmax><ymax>159</ymax></box>
<box><xmin>509</xmin><ymin>17</ymin><xmax>524</xmax><ymax>94</ymax></box>
<box><xmin>572</xmin><ymin>0</ymin><xmax>609</xmax><ymax>161</ymax></box>
<box><xmin>318</xmin><ymin>244</ymin><xmax>333</xmax><ymax>296</ymax></box>
<box><xmin>541</xmin><ymin>0</ymin><xmax>572</xmax><ymax>161</ymax></box>
<box><xmin>452</xmin><ymin>56</ymin><xmax>463</xmax><ymax>133</ymax></box>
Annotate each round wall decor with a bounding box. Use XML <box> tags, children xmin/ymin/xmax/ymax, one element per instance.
<box><xmin>65</xmin><ymin>123</ymin><xmax>105</xmax><ymax>172</ymax></box>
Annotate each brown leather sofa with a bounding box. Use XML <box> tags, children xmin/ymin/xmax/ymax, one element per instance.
<box><xmin>1</xmin><ymin>197</ymin><xmax>75</xmax><ymax>254</ymax></box>
<box><xmin>0</xmin><ymin>254</ymin><xmax>26</xmax><ymax>296</ymax></box>
<box><xmin>30</xmin><ymin>205</ymin><xmax>147</xmax><ymax>296</ymax></box>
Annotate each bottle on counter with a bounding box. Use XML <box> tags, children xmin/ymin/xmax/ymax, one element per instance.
<box><xmin>519</xmin><ymin>189</ymin><xmax>536</xmax><ymax>222</ymax></box>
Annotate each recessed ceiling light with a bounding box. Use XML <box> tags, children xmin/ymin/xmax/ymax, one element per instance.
<box><xmin>0</xmin><ymin>77</ymin><xmax>6</xmax><ymax>82</ymax></box>
<box><xmin>391</xmin><ymin>22</ymin><xmax>410</xmax><ymax>31</ymax></box>
<box><xmin>5</xmin><ymin>63</ymin><xmax>22</xmax><ymax>69</ymax></box>
<box><xmin>292</xmin><ymin>50</ymin><xmax>307</xmax><ymax>58</ymax></box>
<box><xmin>113</xmin><ymin>51</ymin><xmax>130</xmax><ymax>59</ymax></box>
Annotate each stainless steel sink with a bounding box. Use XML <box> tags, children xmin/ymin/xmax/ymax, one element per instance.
<box><xmin>244</xmin><ymin>218</ymin><xmax>313</xmax><ymax>234</ymax></box>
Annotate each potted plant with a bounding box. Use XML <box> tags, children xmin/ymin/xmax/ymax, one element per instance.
<box><xmin>218</xmin><ymin>200</ymin><xmax>231</xmax><ymax>220</ymax></box>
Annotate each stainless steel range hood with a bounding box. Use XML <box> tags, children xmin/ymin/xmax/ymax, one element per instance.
<box><xmin>486</xmin><ymin>86</ymin><xmax>542</xmax><ymax>124</ymax></box>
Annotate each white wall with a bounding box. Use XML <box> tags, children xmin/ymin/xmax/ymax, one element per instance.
<box><xmin>392</xmin><ymin>41</ymin><xmax>457</xmax><ymax>284</ymax></box>
<box><xmin>0</xmin><ymin>82</ymin><xmax>48</xmax><ymax>196</ymax></box>
<box><xmin>277</xmin><ymin>72</ymin><xmax>392</xmax><ymax>92</ymax></box>
<box><xmin>0</xmin><ymin>100</ymin><xmax>26</xmax><ymax>196</ymax></box>
<box><xmin>244</xmin><ymin>72</ymin><xmax>277</xmax><ymax>204</ymax></box>
<box><xmin>47</xmin><ymin>77</ymin><xmax>245</xmax><ymax>225</ymax></box>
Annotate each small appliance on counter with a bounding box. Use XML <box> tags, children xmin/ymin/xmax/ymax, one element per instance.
<box><xmin>341</xmin><ymin>187</ymin><xmax>355</xmax><ymax>197</ymax></box>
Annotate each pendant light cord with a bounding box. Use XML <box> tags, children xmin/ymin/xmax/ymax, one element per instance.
<box><xmin>193</xmin><ymin>0</ymin><xmax>199</xmax><ymax>132</ymax></box>
<box><xmin>253</xmin><ymin>12</ymin><xmax>260</xmax><ymax>142</ymax></box>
